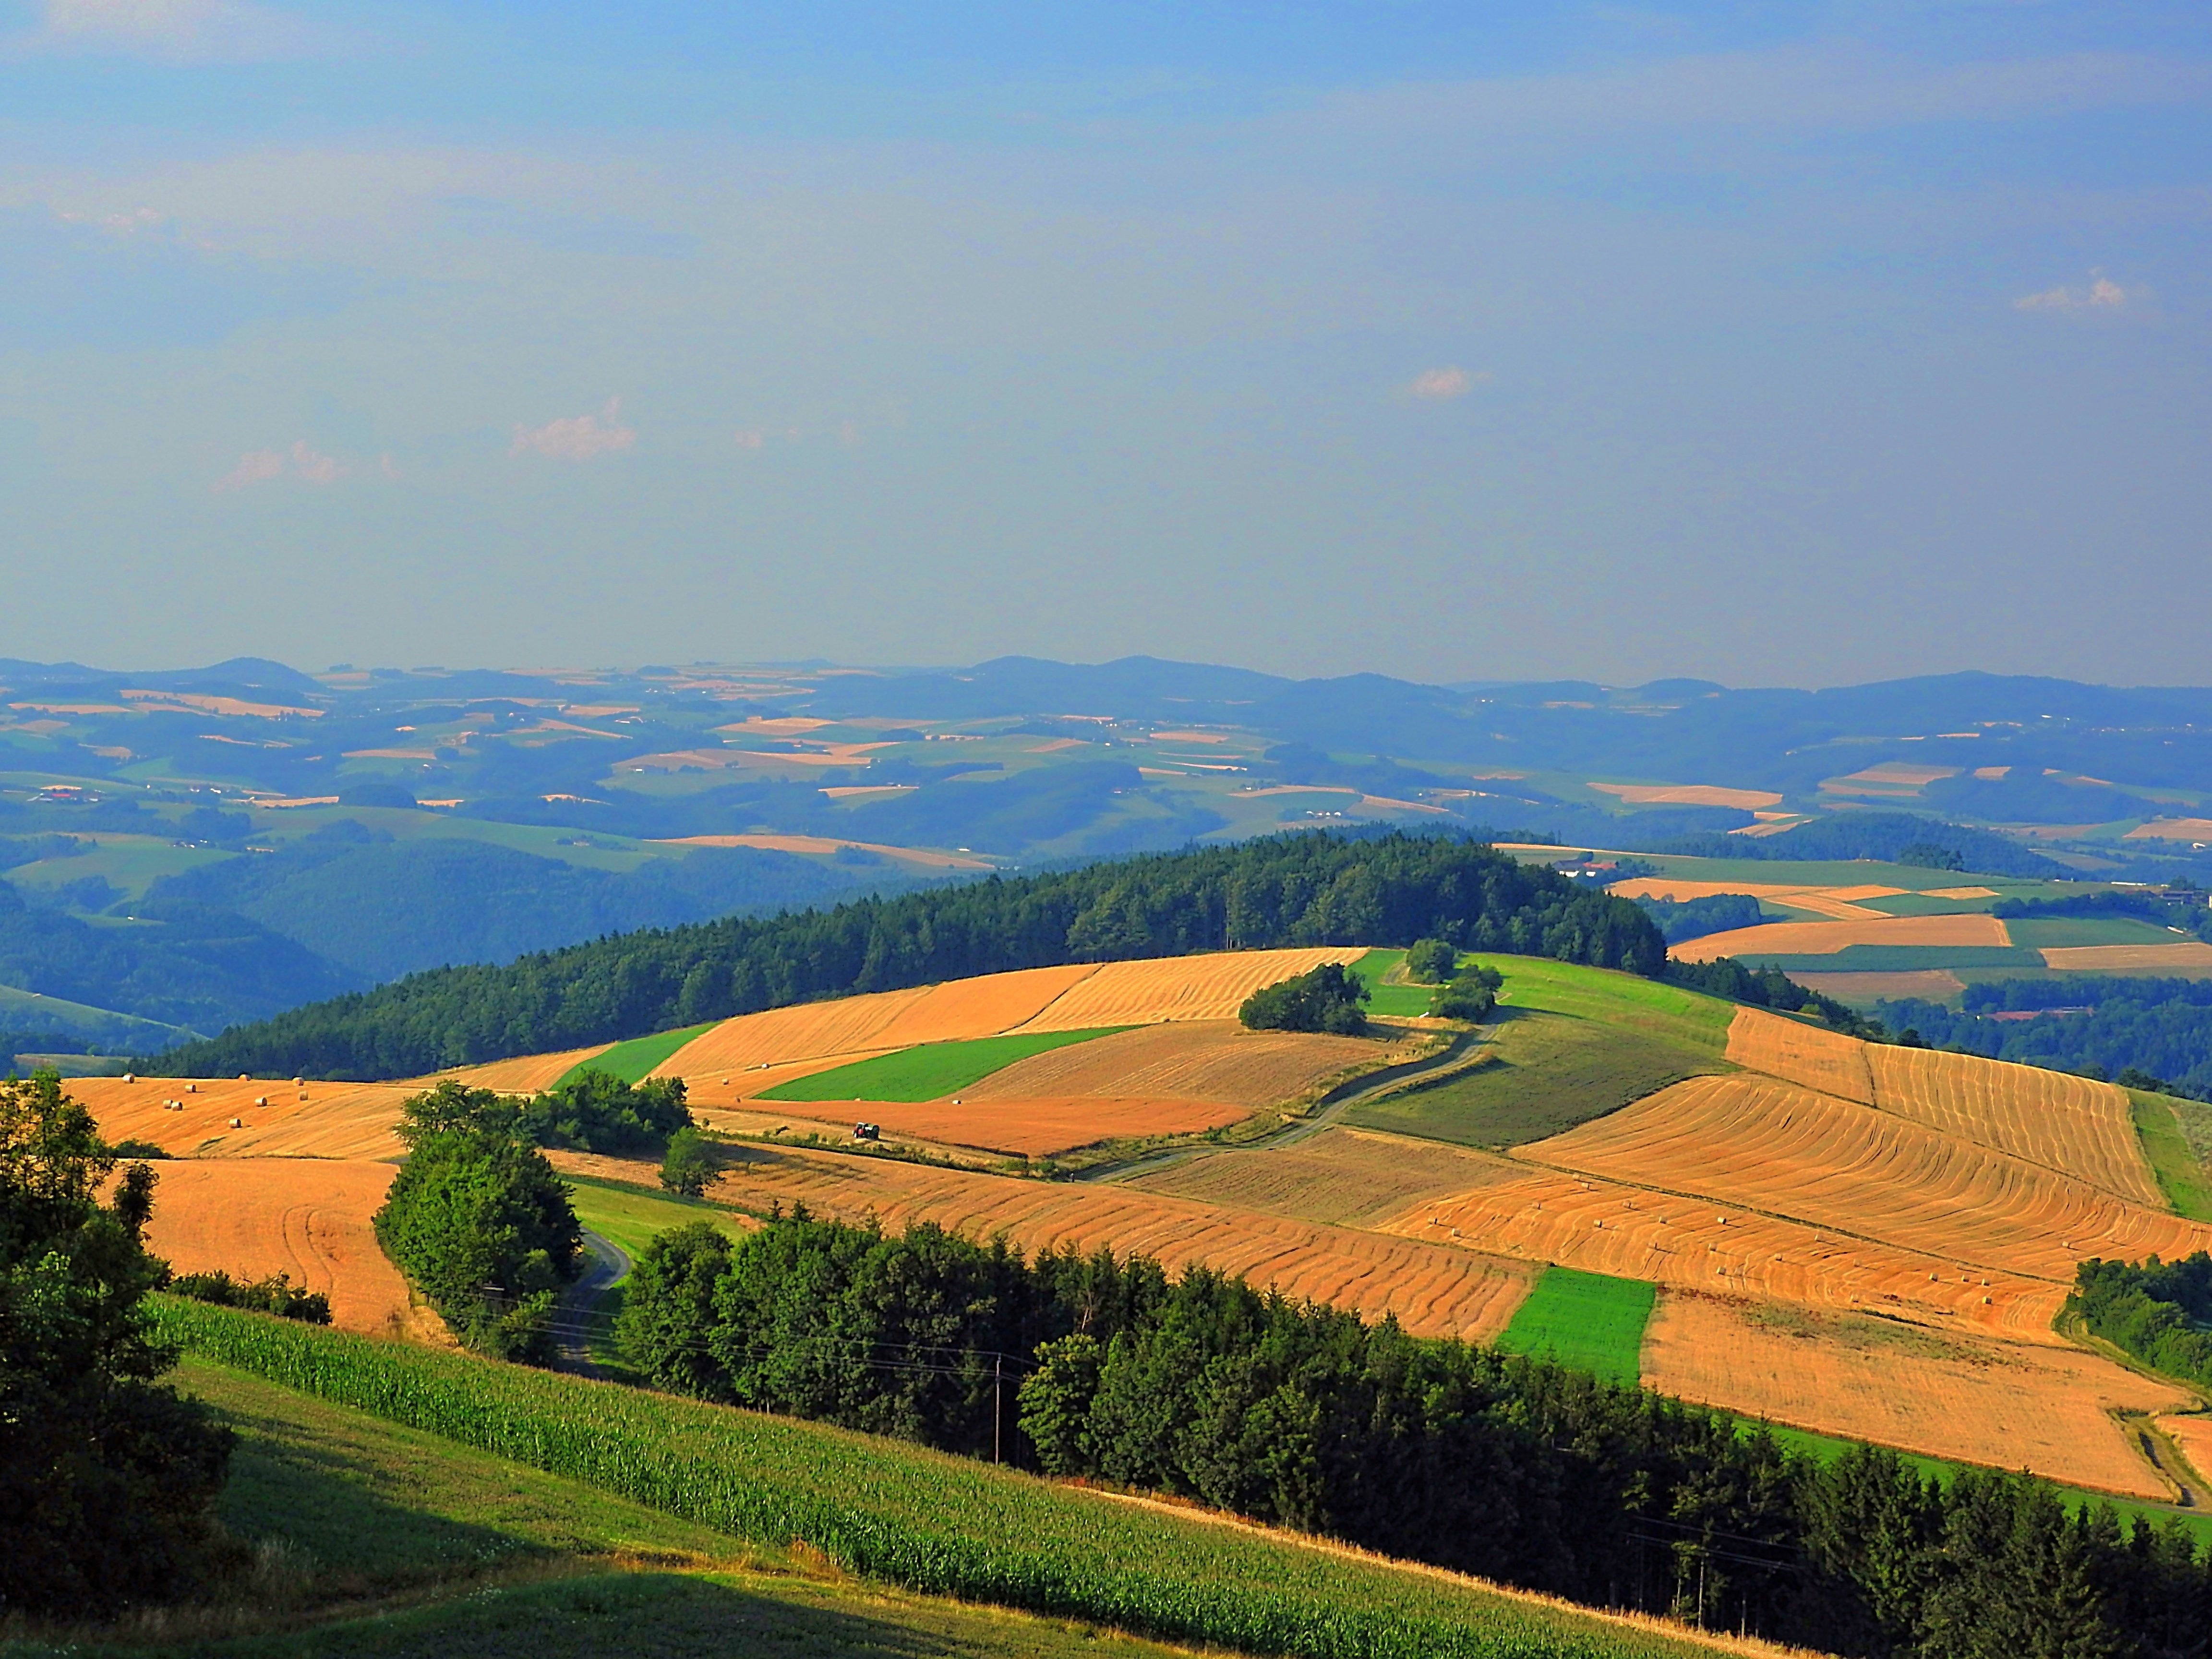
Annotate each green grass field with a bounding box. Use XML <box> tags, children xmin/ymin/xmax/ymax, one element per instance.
<box><xmin>565</xmin><ymin>1175</ymin><xmax>745</xmax><ymax>1265</ymax></box>
<box><xmin>1348</xmin><ymin>949</ymin><xmax>1437</xmax><ymax>1017</ymax></box>
<box><xmin>558</xmin><ymin>1024</ymin><xmax>719</xmax><ymax>1088</ymax></box>
<box><xmin>757</xmin><ymin>1028</ymin><xmax>1126</xmax><ymax>1103</ymax></box>
<box><xmin>1346</xmin><ymin>956</ymin><xmax>1730</xmax><ymax>1148</ymax></box>
<box><xmin>152</xmin><ymin>1299</ymin><xmax>1716</xmax><ymax>1659</ymax></box>
<box><xmin>2130</xmin><ymin>1092</ymin><xmax>2212</xmax><ymax>1222</ymax></box>
<box><xmin>1862</xmin><ymin>891</ymin><xmax>2000</xmax><ymax>916</ymax></box>
<box><xmin>1738</xmin><ymin>945</ymin><xmax>2045</xmax><ymax>973</ymax></box>
<box><xmin>1493</xmin><ymin>1268</ymin><xmax>1654</xmax><ymax>1388</ymax></box>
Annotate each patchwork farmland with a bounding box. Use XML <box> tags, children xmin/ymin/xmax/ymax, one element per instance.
<box><xmin>81</xmin><ymin>935</ymin><xmax>2212</xmax><ymax>1532</ymax></box>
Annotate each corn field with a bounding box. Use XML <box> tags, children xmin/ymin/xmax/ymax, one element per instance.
<box><xmin>155</xmin><ymin>1297</ymin><xmax>1704</xmax><ymax>1659</ymax></box>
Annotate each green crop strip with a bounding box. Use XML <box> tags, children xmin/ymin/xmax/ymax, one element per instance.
<box><xmin>756</xmin><ymin>1028</ymin><xmax>1129</xmax><ymax>1103</ymax></box>
<box><xmin>557</xmin><ymin>1023</ymin><xmax>719</xmax><ymax>1088</ymax></box>
<box><xmin>1493</xmin><ymin>1268</ymin><xmax>1654</xmax><ymax>1389</ymax></box>
<box><xmin>1348</xmin><ymin>950</ymin><xmax>1437</xmax><ymax>1018</ymax></box>
<box><xmin>153</xmin><ymin>1299</ymin><xmax>1705</xmax><ymax>1659</ymax></box>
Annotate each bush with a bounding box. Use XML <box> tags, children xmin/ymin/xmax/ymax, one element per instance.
<box><xmin>521</xmin><ymin>1069</ymin><xmax>692</xmax><ymax>1154</ymax></box>
<box><xmin>166</xmin><ymin>1268</ymin><xmax>330</xmax><ymax>1324</ymax></box>
<box><xmin>1403</xmin><ymin>938</ymin><xmax>1457</xmax><ymax>983</ymax></box>
<box><xmin>1430</xmin><ymin>965</ymin><xmax>1503</xmax><ymax>1022</ymax></box>
<box><xmin>659</xmin><ymin>1126</ymin><xmax>716</xmax><ymax>1198</ymax></box>
<box><xmin>0</xmin><ymin>1071</ymin><xmax>234</xmax><ymax>1615</ymax></box>
<box><xmin>1240</xmin><ymin>962</ymin><xmax>1369</xmax><ymax>1035</ymax></box>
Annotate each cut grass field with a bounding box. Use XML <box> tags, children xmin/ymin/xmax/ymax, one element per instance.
<box><xmin>153</xmin><ymin>1299</ymin><xmax>1728</xmax><ymax>1659</ymax></box>
<box><xmin>1346</xmin><ymin>957</ymin><xmax>1730</xmax><ymax>1148</ymax></box>
<box><xmin>1348</xmin><ymin>949</ymin><xmax>1437</xmax><ymax>1017</ymax></box>
<box><xmin>2131</xmin><ymin>1092</ymin><xmax>2212</xmax><ymax>1222</ymax></box>
<box><xmin>1493</xmin><ymin>1266</ymin><xmax>1654</xmax><ymax>1388</ymax></box>
<box><xmin>557</xmin><ymin>1023</ymin><xmax>718</xmax><ymax>1087</ymax></box>
<box><xmin>756</xmin><ymin>1028</ymin><xmax>1127</xmax><ymax>1103</ymax></box>
<box><xmin>565</xmin><ymin>1174</ymin><xmax>748</xmax><ymax>1264</ymax></box>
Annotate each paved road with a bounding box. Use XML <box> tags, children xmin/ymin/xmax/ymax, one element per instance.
<box><xmin>552</xmin><ymin>1228</ymin><xmax>631</xmax><ymax>1378</ymax></box>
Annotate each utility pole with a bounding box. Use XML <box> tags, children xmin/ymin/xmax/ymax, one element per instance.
<box><xmin>993</xmin><ymin>1355</ymin><xmax>1003</xmax><ymax>1464</ymax></box>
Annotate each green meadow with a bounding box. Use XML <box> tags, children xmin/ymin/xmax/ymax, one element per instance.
<box><xmin>757</xmin><ymin>1028</ymin><xmax>1127</xmax><ymax>1103</ymax></box>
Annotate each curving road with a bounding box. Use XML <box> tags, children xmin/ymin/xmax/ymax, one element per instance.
<box><xmin>552</xmin><ymin>1227</ymin><xmax>631</xmax><ymax>1378</ymax></box>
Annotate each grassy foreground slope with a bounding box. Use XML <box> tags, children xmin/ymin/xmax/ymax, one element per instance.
<box><xmin>151</xmin><ymin>1299</ymin><xmax>1723</xmax><ymax>1659</ymax></box>
<box><xmin>1348</xmin><ymin>957</ymin><xmax>1731</xmax><ymax>1147</ymax></box>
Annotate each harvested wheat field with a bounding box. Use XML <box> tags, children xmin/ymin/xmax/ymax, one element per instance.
<box><xmin>1134</xmin><ymin>1127</ymin><xmax>1515</xmax><ymax>1228</ymax></box>
<box><xmin>2155</xmin><ymin>1416</ymin><xmax>2212</xmax><ymax>1487</ymax></box>
<box><xmin>1762</xmin><ymin>892</ymin><xmax>1894</xmax><ymax>921</ymax></box>
<box><xmin>962</xmin><ymin>1021</ymin><xmax>1385</xmax><ymax>1107</ymax></box>
<box><xmin>649</xmin><ymin>986</ymin><xmax>937</xmax><ymax>1079</ymax></box>
<box><xmin>2125</xmin><ymin>819</ymin><xmax>2212</xmax><ymax>843</ymax></box>
<box><xmin>861</xmin><ymin>965</ymin><xmax>1102</xmax><ymax>1051</ymax></box>
<box><xmin>707</xmin><ymin>1095</ymin><xmax>1252</xmax><ymax>1156</ymax></box>
<box><xmin>1642</xmin><ymin>1290</ymin><xmax>2188</xmax><ymax>1499</ymax></box>
<box><xmin>2041</xmin><ymin>942</ymin><xmax>2212</xmax><ymax>972</ymax></box>
<box><xmin>77</xmin><ymin>1075</ymin><xmax>419</xmax><ymax>1161</ymax></box>
<box><xmin>650</xmin><ymin>833</ymin><xmax>991</xmax><ymax>870</ymax></box>
<box><xmin>644</xmin><ymin>1143</ymin><xmax>1534</xmax><ymax>1342</ymax></box>
<box><xmin>1588</xmin><ymin>784</ymin><xmax>1783</xmax><ymax>810</ymax></box>
<box><xmin>1725</xmin><ymin>1007</ymin><xmax>1875</xmax><ymax>1104</ymax></box>
<box><xmin>1374</xmin><ymin>1164</ymin><xmax>2064</xmax><ymax>1339</ymax></box>
<box><xmin>1011</xmin><ymin>948</ymin><xmax>1368</xmax><ymax>1033</ymax></box>
<box><xmin>1610</xmin><ymin>879</ymin><xmax>1837</xmax><ymax>904</ymax></box>
<box><xmin>1864</xmin><ymin>1043</ymin><xmax>2160</xmax><ymax>1204</ymax></box>
<box><xmin>1521</xmin><ymin>1072</ymin><xmax>2212</xmax><ymax>1286</ymax></box>
<box><xmin>139</xmin><ymin>1158</ymin><xmax>416</xmax><ymax>1336</ymax></box>
<box><xmin>1672</xmin><ymin>914</ymin><xmax>2011</xmax><ymax>962</ymax></box>
<box><xmin>443</xmin><ymin>1044</ymin><xmax>613</xmax><ymax>1094</ymax></box>
<box><xmin>1921</xmin><ymin>887</ymin><xmax>2000</xmax><ymax>901</ymax></box>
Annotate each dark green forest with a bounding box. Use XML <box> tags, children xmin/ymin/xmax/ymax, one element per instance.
<box><xmin>1877</xmin><ymin>976</ymin><xmax>2212</xmax><ymax>1099</ymax></box>
<box><xmin>153</xmin><ymin>832</ymin><xmax>1664</xmax><ymax>1081</ymax></box>
<box><xmin>618</xmin><ymin>1210</ymin><xmax>2212</xmax><ymax>1659</ymax></box>
<box><xmin>2068</xmin><ymin>1255</ymin><xmax>2212</xmax><ymax>1393</ymax></box>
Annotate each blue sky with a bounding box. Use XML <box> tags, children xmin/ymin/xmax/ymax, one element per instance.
<box><xmin>1</xmin><ymin>1</ymin><xmax>2206</xmax><ymax>686</ymax></box>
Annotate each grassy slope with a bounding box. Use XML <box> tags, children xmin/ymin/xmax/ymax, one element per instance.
<box><xmin>1494</xmin><ymin>1268</ymin><xmax>1653</xmax><ymax>1389</ymax></box>
<box><xmin>757</xmin><ymin>1028</ymin><xmax>1127</xmax><ymax>1103</ymax></box>
<box><xmin>557</xmin><ymin>1024</ymin><xmax>719</xmax><ymax>1087</ymax></box>
<box><xmin>2129</xmin><ymin>1091</ymin><xmax>2212</xmax><ymax>1222</ymax></box>
<box><xmin>565</xmin><ymin>1175</ymin><xmax>746</xmax><ymax>1263</ymax></box>
<box><xmin>24</xmin><ymin>1356</ymin><xmax>1201</xmax><ymax>1659</ymax></box>
<box><xmin>1348</xmin><ymin>950</ymin><xmax>1435</xmax><ymax>1018</ymax></box>
<box><xmin>155</xmin><ymin>1299</ymin><xmax>1719</xmax><ymax>1659</ymax></box>
<box><xmin>1347</xmin><ymin>957</ymin><xmax>1731</xmax><ymax>1148</ymax></box>
<box><xmin>2008</xmin><ymin>917</ymin><xmax>2189</xmax><ymax>949</ymax></box>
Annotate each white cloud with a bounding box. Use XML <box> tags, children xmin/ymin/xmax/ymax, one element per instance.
<box><xmin>1409</xmin><ymin>366</ymin><xmax>1484</xmax><ymax>399</ymax></box>
<box><xmin>2014</xmin><ymin>270</ymin><xmax>2139</xmax><ymax>313</ymax></box>
<box><xmin>38</xmin><ymin>0</ymin><xmax>308</xmax><ymax>61</ymax></box>
<box><xmin>511</xmin><ymin>398</ymin><xmax>637</xmax><ymax>462</ymax></box>
<box><xmin>212</xmin><ymin>439</ymin><xmax>348</xmax><ymax>491</ymax></box>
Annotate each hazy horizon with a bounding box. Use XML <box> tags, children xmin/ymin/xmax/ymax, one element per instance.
<box><xmin>3</xmin><ymin>1</ymin><xmax>2207</xmax><ymax>686</ymax></box>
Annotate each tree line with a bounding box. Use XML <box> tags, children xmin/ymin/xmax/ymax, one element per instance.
<box><xmin>1877</xmin><ymin>975</ymin><xmax>2212</xmax><ymax>1100</ymax></box>
<box><xmin>2068</xmin><ymin>1254</ymin><xmax>2212</xmax><ymax>1392</ymax></box>
<box><xmin>619</xmin><ymin>1209</ymin><xmax>2212</xmax><ymax>1659</ymax></box>
<box><xmin>150</xmin><ymin>831</ymin><xmax>1666</xmax><ymax>1081</ymax></box>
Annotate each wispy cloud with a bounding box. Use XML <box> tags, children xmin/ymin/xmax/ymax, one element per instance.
<box><xmin>511</xmin><ymin>398</ymin><xmax>637</xmax><ymax>462</ymax></box>
<box><xmin>36</xmin><ymin>0</ymin><xmax>309</xmax><ymax>62</ymax></box>
<box><xmin>2014</xmin><ymin>270</ymin><xmax>2140</xmax><ymax>313</ymax></box>
<box><xmin>1409</xmin><ymin>366</ymin><xmax>1484</xmax><ymax>400</ymax></box>
<box><xmin>213</xmin><ymin>439</ymin><xmax>346</xmax><ymax>492</ymax></box>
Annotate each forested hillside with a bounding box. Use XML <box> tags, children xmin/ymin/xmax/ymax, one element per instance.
<box><xmin>152</xmin><ymin>831</ymin><xmax>1663</xmax><ymax>1081</ymax></box>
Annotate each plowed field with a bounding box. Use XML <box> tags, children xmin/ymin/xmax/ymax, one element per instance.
<box><xmin>1011</xmin><ymin>948</ymin><xmax>1367</xmax><ymax>1032</ymax></box>
<box><xmin>77</xmin><ymin>1075</ymin><xmax>419</xmax><ymax>1161</ymax></box>
<box><xmin>1866</xmin><ymin>1045</ymin><xmax>2159</xmax><ymax>1204</ymax></box>
<box><xmin>1642</xmin><ymin>1291</ymin><xmax>2186</xmax><ymax>1499</ymax></box>
<box><xmin>445</xmin><ymin>1044</ymin><xmax>614</xmax><ymax>1094</ymax></box>
<box><xmin>1520</xmin><ymin>1073</ymin><xmax>2212</xmax><ymax>1285</ymax></box>
<box><xmin>139</xmin><ymin>1158</ymin><xmax>415</xmax><ymax>1336</ymax></box>
<box><xmin>1672</xmin><ymin>914</ymin><xmax>2011</xmax><ymax>962</ymax></box>
<box><xmin>963</xmin><ymin>1021</ymin><xmax>1380</xmax><ymax>1107</ymax></box>
<box><xmin>1373</xmin><ymin>1164</ymin><xmax>2066</xmax><ymax>1342</ymax></box>
<box><xmin>638</xmin><ymin>1144</ymin><xmax>1532</xmax><ymax>1342</ymax></box>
